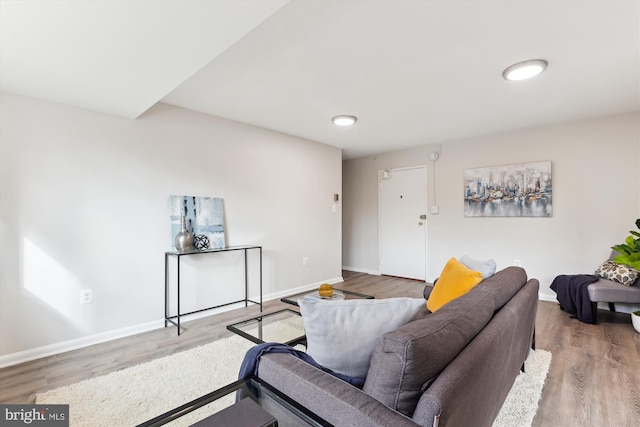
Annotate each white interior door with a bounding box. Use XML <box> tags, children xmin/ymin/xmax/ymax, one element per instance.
<box><xmin>379</xmin><ymin>166</ymin><xmax>427</xmax><ymax>280</ymax></box>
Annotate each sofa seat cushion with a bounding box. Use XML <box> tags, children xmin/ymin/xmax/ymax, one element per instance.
<box><xmin>257</xmin><ymin>354</ymin><xmax>421</xmax><ymax>427</ymax></box>
<box><xmin>588</xmin><ymin>277</ymin><xmax>640</xmax><ymax>302</ymax></box>
<box><xmin>363</xmin><ymin>287</ymin><xmax>495</xmax><ymax>416</ymax></box>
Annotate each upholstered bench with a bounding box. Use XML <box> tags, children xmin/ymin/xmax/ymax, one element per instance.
<box><xmin>588</xmin><ymin>251</ymin><xmax>640</xmax><ymax>323</ymax></box>
<box><xmin>588</xmin><ymin>278</ymin><xmax>640</xmax><ymax>323</ymax></box>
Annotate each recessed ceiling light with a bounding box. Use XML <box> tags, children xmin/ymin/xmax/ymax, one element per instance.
<box><xmin>332</xmin><ymin>115</ymin><xmax>357</xmax><ymax>126</ymax></box>
<box><xmin>502</xmin><ymin>59</ymin><xmax>548</xmax><ymax>81</ymax></box>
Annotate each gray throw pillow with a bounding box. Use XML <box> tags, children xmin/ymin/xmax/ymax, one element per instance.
<box><xmin>459</xmin><ymin>255</ymin><xmax>497</xmax><ymax>279</ymax></box>
<box><xmin>299</xmin><ymin>297</ymin><xmax>425</xmax><ymax>379</ymax></box>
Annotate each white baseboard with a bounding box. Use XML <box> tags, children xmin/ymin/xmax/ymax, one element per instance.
<box><xmin>597</xmin><ymin>302</ymin><xmax>639</xmax><ymax>314</ymax></box>
<box><xmin>258</xmin><ymin>276</ymin><xmax>344</xmax><ymax>301</ymax></box>
<box><xmin>0</xmin><ymin>319</ymin><xmax>164</xmax><ymax>369</ymax></box>
<box><xmin>538</xmin><ymin>293</ymin><xmax>557</xmax><ymax>302</ymax></box>
<box><xmin>537</xmin><ymin>292</ymin><xmax>639</xmax><ymax>314</ymax></box>
<box><xmin>342</xmin><ymin>266</ymin><xmax>380</xmax><ymax>275</ymax></box>
<box><xmin>0</xmin><ymin>276</ymin><xmax>345</xmax><ymax>369</ymax></box>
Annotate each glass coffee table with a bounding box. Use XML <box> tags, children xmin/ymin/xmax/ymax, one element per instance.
<box><xmin>281</xmin><ymin>288</ymin><xmax>374</xmax><ymax>306</ymax></box>
<box><xmin>136</xmin><ymin>376</ymin><xmax>328</xmax><ymax>427</ymax></box>
<box><xmin>226</xmin><ymin>309</ymin><xmax>307</xmax><ymax>346</ymax></box>
<box><xmin>226</xmin><ymin>289</ymin><xmax>374</xmax><ymax>346</ymax></box>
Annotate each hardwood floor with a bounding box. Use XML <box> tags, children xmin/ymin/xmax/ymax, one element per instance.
<box><xmin>533</xmin><ymin>299</ymin><xmax>640</xmax><ymax>427</ymax></box>
<box><xmin>1</xmin><ymin>271</ymin><xmax>639</xmax><ymax>426</ymax></box>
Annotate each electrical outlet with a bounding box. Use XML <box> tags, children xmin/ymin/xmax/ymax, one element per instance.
<box><xmin>80</xmin><ymin>289</ymin><xmax>93</xmax><ymax>304</ymax></box>
<box><xmin>514</xmin><ymin>259</ymin><xmax>522</xmax><ymax>267</ymax></box>
<box><xmin>302</xmin><ymin>257</ymin><xmax>308</xmax><ymax>266</ymax></box>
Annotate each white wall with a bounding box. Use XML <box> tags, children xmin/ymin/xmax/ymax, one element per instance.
<box><xmin>343</xmin><ymin>113</ymin><xmax>640</xmax><ymax>302</ymax></box>
<box><xmin>0</xmin><ymin>93</ymin><xmax>343</xmax><ymax>363</ymax></box>
<box><xmin>342</xmin><ymin>145</ymin><xmax>438</xmax><ymax>274</ymax></box>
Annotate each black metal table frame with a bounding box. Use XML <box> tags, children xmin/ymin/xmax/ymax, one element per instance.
<box><xmin>226</xmin><ymin>308</ymin><xmax>307</xmax><ymax>347</ymax></box>
<box><xmin>136</xmin><ymin>376</ymin><xmax>330</xmax><ymax>427</ymax></box>
<box><xmin>165</xmin><ymin>245</ymin><xmax>262</xmax><ymax>335</ymax></box>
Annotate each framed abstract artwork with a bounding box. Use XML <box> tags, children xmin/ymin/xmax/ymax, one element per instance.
<box><xmin>463</xmin><ymin>161</ymin><xmax>552</xmax><ymax>217</ymax></box>
<box><xmin>169</xmin><ymin>195</ymin><xmax>226</xmax><ymax>249</ymax></box>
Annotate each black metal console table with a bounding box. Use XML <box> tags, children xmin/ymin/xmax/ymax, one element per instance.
<box><xmin>164</xmin><ymin>245</ymin><xmax>262</xmax><ymax>335</ymax></box>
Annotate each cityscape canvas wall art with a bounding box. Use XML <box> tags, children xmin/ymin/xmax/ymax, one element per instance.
<box><xmin>463</xmin><ymin>161</ymin><xmax>552</xmax><ymax>217</ymax></box>
<box><xmin>169</xmin><ymin>195</ymin><xmax>226</xmax><ymax>249</ymax></box>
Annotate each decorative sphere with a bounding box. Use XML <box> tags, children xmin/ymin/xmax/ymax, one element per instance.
<box><xmin>194</xmin><ymin>234</ymin><xmax>210</xmax><ymax>250</ymax></box>
<box><xmin>318</xmin><ymin>284</ymin><xmax>333</xmax><ymax>298</ymax></box>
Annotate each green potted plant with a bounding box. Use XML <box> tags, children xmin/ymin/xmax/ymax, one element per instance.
<box><xmin>611</xmin><ymin>218</ymin><xmax>640</xmax><ymax>270</ymax></box>
<box><xmin>632</xmin><ymin>310</ymin><xmax>640</xmax><ymax>334</ymax></box>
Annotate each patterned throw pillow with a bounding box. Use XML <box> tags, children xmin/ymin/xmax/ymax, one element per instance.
<box><xmin>595</xmin><ymin>261</ymin><xmax>639</xmax><ymax>286</ymax></box>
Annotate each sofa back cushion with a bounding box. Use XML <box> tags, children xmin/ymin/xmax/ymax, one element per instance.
<box><xmin>476</xmin><ymin>266</ymin><xmax>528</xmax><ymax>310</ymax></box>
<box><xmin>362</xmin><ymin>287</ymin><xmax>495</xmax><ymax>416</ymax></box>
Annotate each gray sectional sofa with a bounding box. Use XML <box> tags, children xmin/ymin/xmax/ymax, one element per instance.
<box><xmin>256</xmin><ymin>267</ymin><xmax>539</xmax><ymax>427</ymax></box>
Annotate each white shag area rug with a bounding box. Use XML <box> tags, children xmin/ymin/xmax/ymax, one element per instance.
<box><xmin>36</xmin><ymin>318</ymin><xmax>304</xmax><ymax>427</ymax></box>
<box><xmin>37</xmin><ymin>318</ymin><xmax>551</xmax><ymax>427</ymax></box>
<box><xmin>493</xmin><ymin>349</ymin><xmax>552</xmax><ymax>427</ymax></box>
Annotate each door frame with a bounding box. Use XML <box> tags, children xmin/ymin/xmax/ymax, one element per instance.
<box><xmin>377</xmin><ymin>165</ymin><xmax>428</xmax><ymax>280</ymax></box>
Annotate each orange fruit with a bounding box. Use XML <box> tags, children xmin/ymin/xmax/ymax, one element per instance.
<box><xmin>318</xmin><ymin>283</ymin><xmax>333</xmax><ymax>297</ymax></box>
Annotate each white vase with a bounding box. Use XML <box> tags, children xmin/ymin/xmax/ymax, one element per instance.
<box><xmin>632</xmin><ymin>313</ymin><xmax>640</xmax><ymax>334</ymax></box>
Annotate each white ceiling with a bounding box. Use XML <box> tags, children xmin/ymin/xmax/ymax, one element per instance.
<box><xmin>2</xmin><ymin>0</ymin><xmax>639</xmax><ymax>159</ymax></box>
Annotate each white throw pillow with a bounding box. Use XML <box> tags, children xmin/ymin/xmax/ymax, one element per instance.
<box><xmin>298</xmin><ymin>297</ymin><xmax>426</xmax><ymax>379</ymax></box>
<box><xmin>459</xmin><ymin>255</ymin><xmax>497</xmax><ymax>279</ymax></box>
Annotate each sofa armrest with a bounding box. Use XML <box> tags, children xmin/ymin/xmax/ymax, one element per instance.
<box><xmin>423</xmin><ymin>283</ymin><xmax>434</xmax><ymax>300</ymax></box>
<box><xmin>413</xmin><ymin>279</ymin><xmax>539</xmax><ymax>427</ymax></box>
<box><xmin>257</xmin><ymin>353</ymin><xmax>420</xmax><ymax>427</ymax></box>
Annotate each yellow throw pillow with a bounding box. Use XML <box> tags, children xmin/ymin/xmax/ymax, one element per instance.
<box><xmin>427</xmin><ymin>257</ymin><xmax>483</xmax><ymax>312</ymax></box>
